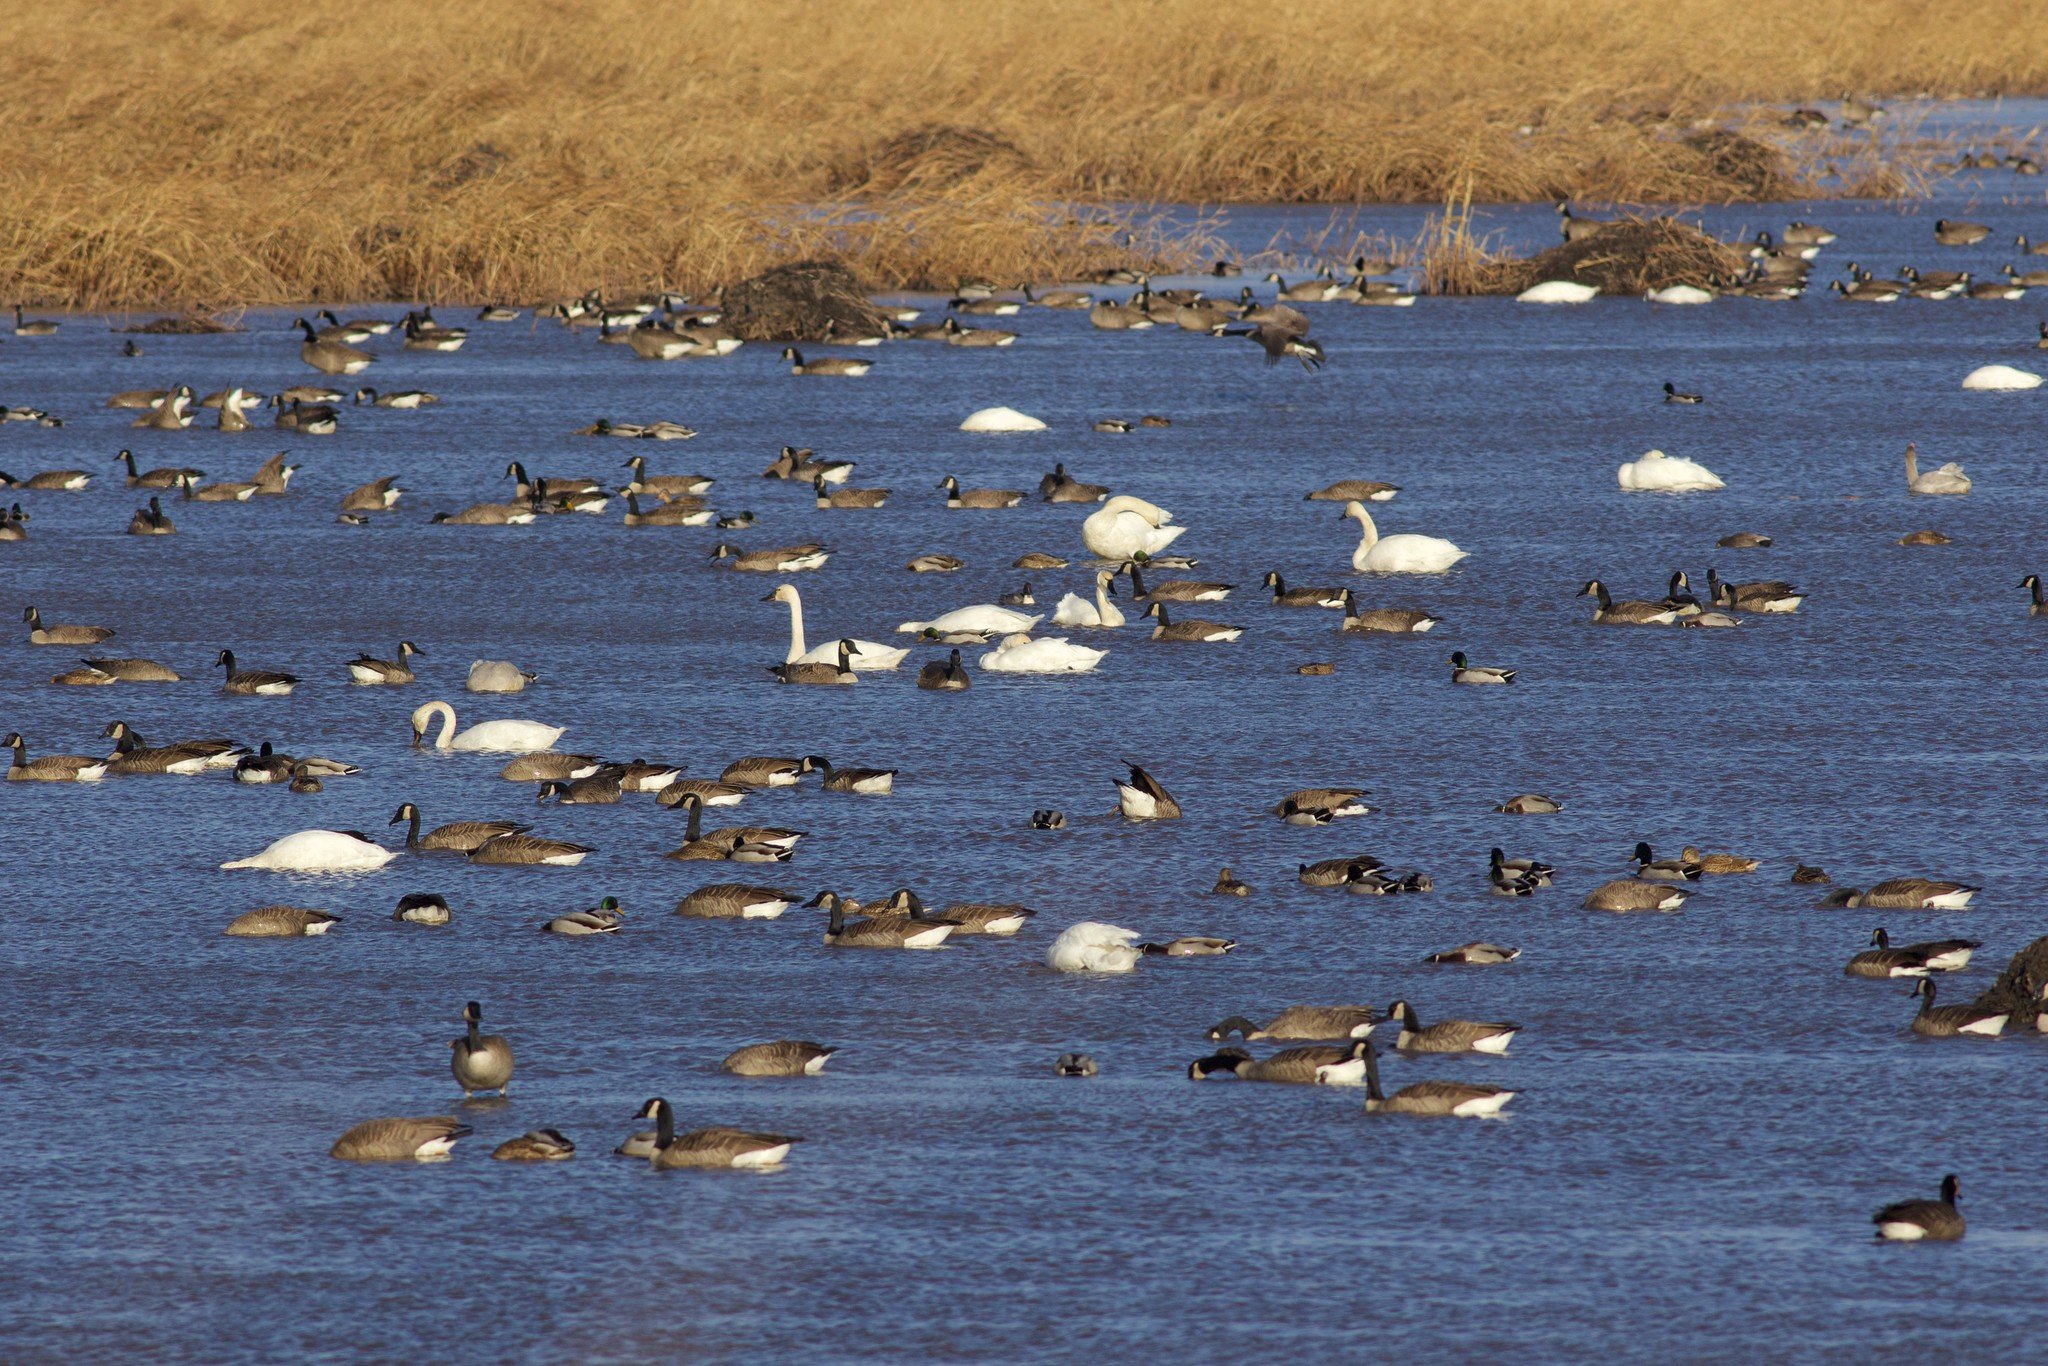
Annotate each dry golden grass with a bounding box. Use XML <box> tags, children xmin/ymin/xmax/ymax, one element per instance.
<box><xmin>4</xmin><ymin>0</ymin><xmax>2044</xmax><ymax>306</ymax></box>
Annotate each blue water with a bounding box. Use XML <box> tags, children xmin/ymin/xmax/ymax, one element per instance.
<box><xmin>4</xmin><ymin>164</ymin><xmax>2048</xmax><ymax>1360</ymax></box>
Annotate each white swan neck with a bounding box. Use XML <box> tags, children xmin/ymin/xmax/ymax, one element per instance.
<box><xmin>423</xmin><ymin>700</ymin><xmax>458</xmax><ymax>749</ymax></box>
<box><xmin>780</xmin><ymin>587</ymin><xmax>806</xmax><ymax>663</ymax></box>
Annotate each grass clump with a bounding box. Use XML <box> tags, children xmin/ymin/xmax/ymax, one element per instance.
<box><xmin>1476</xmin><ymin>218</ymin><xmax>1751</xmax><ymax>296</ymax></box>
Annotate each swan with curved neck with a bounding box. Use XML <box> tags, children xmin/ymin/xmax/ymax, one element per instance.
<box><xmin>1082</xmin><ymin>495</ymin><xmax>1186</xmax><ymax>561</ymax></box>
<box><xmin>409</xmin><ymin>700</ymin><xmax>565</xmax><ymax>753</ymax></box>
<box><xmin>1343</xmin><ymin>501</ymin><xmax>1467</xmax><ymax>573</ymax></box>
<box><xmin>1051</xmin><ymin>570</ymin><xmax>1125</xmax><ymax>628</ymax></box>
<box><xmin>763</xmin><ymin>584</ymin><xmax>907</xmax><ymax>669</ymax></box>
<box><xmin>1904</xmin><ymin>442</ymin><xmax>1970</xmax><ymax>495</ymax></box>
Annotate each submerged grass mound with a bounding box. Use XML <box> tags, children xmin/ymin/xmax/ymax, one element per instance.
<box><xmin>1474</xmin><ymin>218</ymin><xmax>1751</xmax><ymax>296</ymax></box>
<box><xmin>721</xmin><ymin>261</ymin><xmax>886</xmax><ymax>342</ymax></box>
<box><xmin>5</xmin><ymin>0</ymin><xmax>2047</xmax><ymax>305</ymax></box>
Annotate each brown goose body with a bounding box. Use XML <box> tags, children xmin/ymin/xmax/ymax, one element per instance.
<box><xmin>224</xmin><ymin>906</ymin><xmax>338</xmax><ymax>937</ymax></box>
<box><xmin>1386</xmin><ymin>1000</ymin><xmax>1519</xmax><ymax>1053</ymax></box>
<box><xmin>450</xmin><ymin>1001</ymin><xmax>514</xmax><ymax>1096</ymax></box>
<box><xmin>1206</xmin><ymin>1006</ymin><xmax>1377</xmax><ymax>1041</ymax></box>
<box><xmin>331</xmin><ymin>1116</ymin><xmax>471</xmax><ymax>1161</ymax></box>
<box><xmin>722</xmin><ymin>1040</ymin><xmax>837</xmax><ymax>1076</ymax></box>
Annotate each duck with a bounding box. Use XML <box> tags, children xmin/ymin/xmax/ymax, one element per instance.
<box><xmin>1680</xmin><ymin>845</ymin><xmax>1760</xmax><ymax>874</ymax></box>
<box><xmin>1205</xmin><ymin>1007</ymin><xmax>1377</xmax><ymax>1042</ymax></box>
<box><xmin>1261</xmin><ymin>571</ymin><xmax>1347</xmax><ymax>608</ymax></box>
<box><xmin>1046</xmin><ymin>921</ymin><xmax>1143</xmax><ymax>973</ymax></box>
<box><xmin>1189</xmin><ymin>1041</ymin><xmax>1371</xmax><ymax>1085</ymax></box>
<box><xmin>22</xmin><ymin>605</ymin><xmax>114</xmax><ymax>646</ymax></box>
<box><xmin>1143</xmin><ymin>602</ymin><xmax>1243</xmax><ymax>642</ymax></box>
<box><xmin>665</xmin><ymin>791</ymin><xmax>804</xmax><ymax>862</ymax></box>
<box><xmin>409</xmin><ymin>700</ymin><xmax>564</xmax><ymax>753</ymax></box>
<box><xmin>1032</xmin><ymin>809</ymin><xmax>1067</xmax><ymax>830</ymax></box>
<box><xmin>1213</xmin><ymin>867</ymin><xmax>1252</xmax><ymax>896</ymax></box>
<box><xmin>224</xmin><ymin>906</ymin><xmax>340</xmax><ymax>937</ymax></box>
<box><xmin>1495</xmin><ymin>793</ymin><xmax>1561</xmax><ymax>814</ymax></box>
<box><xmin>895</xmin><ymin>604</ymin><xmax>1041</xmax><ymax>636</ymax></box>
<box><xmin>712</xmin><ymin>542</ymin><xmax>831</xmax><ymax>573</ymax></box>
<box><xmin>1819</xmin><ymin>878</ymin><xmax>1978</xmax><ymax>910</ymax></box>
<box><xmin>1114</xmin><ymin>762</ymin><xmax>1181</xmax><ymax>820</ymax></box>
<box><xmin>468</xmin><ymin>832</ymin><xmax>594</xmax><ymax>866</ymax></box>
<box><xmin>1081</xmin><ymin>495</ymin><xmax>1185</xmax><ymax>561</ymax></box>
<box><xmin>764</xmin><ymin>584</ymin><xmax>906</xmax><ymax>670</ymax></box>
<box><xmin>1055</xmin><ymin>1053</ymin><xmax>1099</xmax><ymax>1077</ymax></box>
<box><xmin>1424</xmin><ymin>942</ymin><xmax>1521</xmax><ymax>965</ymax></box>
<box><xmin>675</xmin><ymin>883</ymin><xmax>801</xmax><ymax>919</ymax></box>
<box><xmin>1143</xmin><ymin>935</ymin><xmax>1237</xmax><ymax>957</ymax></box>
<box><xmin>917</xmin><ymin>648</ymin><xmax>972</xmax><ymax>690</ymax></box>
<box><xmin>1342</xmin><ymin>501</ymin><xmax>1465</xmax><ymax>572</ymax></box>
<box><xmin>1579</xmin><ymin>579</ymin><xmax>1679</xmax><ymax>625</ymax></box>
<box><xmin>1336</xmin><ymin>589</ymin><xmax>1437</xmax><ymax>634</ymax></box>
<box><xmin>1449</xmin><ymin>652</ymin><xmax>1514</xmax><ymax>685</ymax></box>
<box><xmin>450</xmin><ymin>1001</ymin><xmax>514</xmax><ymax>1096</ymax></box>
<box><xmin>1051</xmin><ymin>571</ymin><xmax>1125</xmax><ymax>627</ymax></box>
<box><xmin>1631</xmin><ymin>842</ymin><xmax>1704</xmax><ymax>882</ymax></box>
<box><xmin>770</xmin><ymin>639</ymin><xmax>857</xmax><ymax>686</ymax></box>
<box><xmin>1583</xmin><ymin>878</ymin><xmax>1690</xmax><ymax>911</ymax></box>
<box><xmin>722</xmin><ymin>1040</ymin><xmax>837</xmax><ymax>1076</ymax></box>
<box><xmin>1907</xmin><ymin>979</ymin><xmax>2008</xmax><ymax>1038</ymax></box>
<box><xmin>492</xmin><ymin>1129</ymin><xmax>576</xmax><ymax>1161</ymax></box>
<box><xmin>4</xmin><ymin>732</ymin><xmax>108</xmax><ymax>782</ymax></box>
<box><xmin>822</xmin><ymin>899</ymin><xmax>954</xmax><ymax>949</ymax></box>
<box><xmin>1488</xmin><ymin>849</ymin><xmax>1543</xmax><ymax>896</ymax></box>
<box><xmin>1361</xmin><ymin>1040</ymin><xmax>1516</xmax><ymax>1117</ymax></box>
<box><xmin>347</xmin><ymin>641</ymin><xmax>421</xmax><ymax>685</ymax></box>
<box><xmin>543</xmin><ymin>898</ymin><xmax>626</xmax><ymax>934</ymax></box>
<box><xmin>907</xmin><ymin>554</ymin><xmax>965</xmax><ymax>573</ymax></box>
<box><xmin>1903</xmin><ymin>442</ymin><xmax>1970</xmax><ymax>495</ymax></box>
<box><xmin>634</xmin><ymin>1098</ymin><xmax>799</xmax><ymax>1169</ymax></box>
<box><xmin>1847</xmin><ymin>928</ymin><xmax>1981</xmax><ymax>978</ymax></box>
<box><xmin>1718</xmin><ymin>532</ymin><xmax>1772</xmax><ymax>548</ymax></box>
<box><xmin>220</xmin><ymin>829</ymin><xmax>397</xmax><ymax>872</ymax></box>
<box><xmin>1872</xmin><ymin>1175</ymin><xmax>1965</xmax><ymax>1241</ymax></box>
<box><xmin>1617</xmin><ymin>450</ymin><xmax>1724</xmax><ymax>492</ymax></box>
<box><xmin>330</xmin><ymin>1116</ymin><xmax>471</xmax><ymax>1162</ymax></box>
<box><xmin>391</xmin><ymin>893</ymin><xmax>453</xmax><ymax>925</ymax></box>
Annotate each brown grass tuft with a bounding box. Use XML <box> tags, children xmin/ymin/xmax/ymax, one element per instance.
<box><xmin>721</xmin><ymin>261</ymin><xmax>886</xmax><ymax>342</ymax></box>
<box><xmin>1476</xmin><ymin>219</ymin><xmax>1752</xmax><ymax>296</ymax></box>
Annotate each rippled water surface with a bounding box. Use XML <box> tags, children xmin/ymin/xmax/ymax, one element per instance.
<box><xmin>6</xmin><ymin>169</ymin><xmax>2048</xmax><ymax>1360</ymax></box>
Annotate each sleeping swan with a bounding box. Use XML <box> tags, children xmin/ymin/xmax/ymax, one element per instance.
<box><xmin>979</xmin><ymin>633</ymin><xmax>1107</xmax><ymax>673</ymax></box>
<box><xmin>221</xmin><ymin>829</ymin><xmax>397</xmax><ymax>872</ymax></box>
<box><xmin>1082</xmin><ymin>495</ymin><xmax>1186</xmax><ymax>562</ymax></box>
<box><xmin>896</xmin><ymin>605</ymin><xmax>1042</xmax><ymax>635</ymax></box>
<box><xmin>765</xmin><ymin>583</ymin><xmax>908</xmax><ymax>669</ymax></box>
<box><xmin>1051</xmin><ymin>570</ymin><xmax>1125</xmax><ymax>628</ymax></box>
<box><xmin>1047</xmin><ymin>922</ymin><xmax>1142</xmax><ymax>973</ymax></box>
<box><xmin>1617</xmin><ymin>450</ymin><xmax>1724</xmax><ymax>492</ymax></box>
<box><xmin>1342</xmin><ymin>501</ymin><xmax>1467</xmax><ymax>573</ymax></box>
<box><xmin>410</xmin><ymin>700</ymin><xmax>565</xmax><ymax>753</ymax></box>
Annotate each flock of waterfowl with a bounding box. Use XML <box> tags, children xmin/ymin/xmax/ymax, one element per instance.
<box><xmin>6</xmin><ymin>204</ymin><xmax>2039</xmax><ymax>1246</ymax></box>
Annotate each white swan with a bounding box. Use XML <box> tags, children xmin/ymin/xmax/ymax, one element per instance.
<box><xmin>1904</xmin><ymin>443</ymin><xmax>1971</xmax><ymax>495</ymax></box>
<box><xmin>1517</xmin><ymin>280</ymin><xmax>1598</xmax><ymax>304</ymax></box>
<box><xmin>1047</xmin><ymin>922</ymin><xmax>1142</xmax><ymax>973</ymax></box>
<box><xmin>466</xmin><ymin>659</ymin><xmax>534</xmax><ymax>693</ymax></box>
<box><xmin>1644</xmin><ymin>285</ymin><xmax>1713</xmax><ymax>305</ymax></box>
<box><xmin>960</xmin><ymin>406</ymin><xmax>1047</xmax><ymax>432</ymax></box>
<box><xmin>1082</xmin><ymin>495</ymin><xmax>1185</xmax><ymax>561</ymax></box>
<box><xmin>979</xmin><ymin>633</ymin><xmax>1107</xmax><ymax>674</ymax></box>
<box><xmin>1051</xmin><ymin>570</ymin><xmax>1125</xmax><ymax>628</ymax></box>
<box><xmin>1961</xmin><ymin>364</ymin><xmax>2042</xmax><ymax>391</ymax></box>
<box><xmin>1343</xmin><ymin>501</ymin><xmax>1467</xmax><ymax>573</ymax></box>
<box><xmin>765</xmin><ymin>584</ymin><xmax>908</xmax><ymax>670</ymax></box>
<box><xmin>221</xmin><ymin>829</ymin><xmax>396</xmax><ymax>872</ymax></box>
<box><xmin>1617</xmin><ymin>450</ymin><xmax>1724</xmax><ymax>492</ymax></box>
<box><xmin>896</xmin><ymin>605</ymin><xmax>1042</xmax><ymax>636</ymax></box>
<box><xmin>410</xmin><ymin>700</ymin><xmax>564</xmax><ymax>753</ymax></box>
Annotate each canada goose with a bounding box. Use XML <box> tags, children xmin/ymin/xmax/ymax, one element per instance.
<box><xmin>537</xmin><ymin>771</ymin><xmax>624</xmax><ymax>804</ymax></box>
<box><xmin>107</xmin><ymin>388</ymin><xmax>171</xmax><ymax>410</ymax></box>
<box><xmin>401</xmin><ymin>311</ymin><xmax>467</xmax><ymax>351</ymax></box>
<box><xmin>635</xmin><ymin>1098</ymin><xmax>799</xmax><ymax>1170</ymax></box>
<box><xmin>1206</xmin><ymin>1007</ymin><xmax>1377</xmax><ymax>1042</ymax></box>
<box><xmin>178</xmin><ymin>471</ymin><xmax>258</xmax><ymax>502</ymax></box>
<box><xmin>1631</xmin><ymin>842</ymin><xmax>1703</xmax><ymax>882</ymax></box>
<box><xmin>101</xmin><ymin>722</ymin><xmax>241</xmax><ymax>776</ymax></box>
<box><xmin>1224</xmin><ymin>319</ymin><xmax>1325</xmax><ymax>371</ymax></box>
<box><xmin>666</xmin><ymin>791</ymin><xmax>804</xmax><ymax>862</ymax></box>
<box><xmin>1213</xmin><ymin>867</ymin><xmax>1252</xmax><ymax>896</ymax></box>
<box><xmin>1335</xmin><ymin>589</ymin><xmax>1437</xmax><ymax>634</ymax></box>
<box><xmin>347</xmin><ymin>641</ymin><xmax>420</xmax><ymax>685</ymax></box>
<box><xmin>543</xmin><ymin>897</ymin><xmax>625</xmax><ymax>935</ymax></box>
<box><xmin>1361</xmin><ymin>1039</ymin><xmax>1516</xmax><ymax>1117</ymax></box>
<box><xmin>1272</xmin><ymin>787</ymin><xmax>1375</xmax><ymax>824</ymax></box>
<box><xmin>941</xmin><ymin>318</ymin><xmax>1018</xmax><ymax>346</ymax></box>
<box><xmin>712</xmin><ymin>542</ymin><xmax>831</xmax><ymax>573</ymax></box>
<box><xmin>675</xmin><ymin>883</ymin><xmax>800</xmax><ymax>919</ymax></box>
<box><xmin>2025</xmin><ymin>575</ymin><xmax>2048</xmax><ymax>616</ymax></box>
<box><xmin>1662</xmin><ymin>382</ymin><xmax>1703</xmax><ymax>404</ymax></box>
<box><xmin>241</xmin><ymin>451</ymin><xmax>295</xmax><ymax>496</ymax></box>
<box><xmin>812</xmin><ymin>474</ymin><xmax>888</xmax><ymax>510</ymax></box>
<box><xmin>1966</xmin><ymin>278</ymin><xmax>2025</xmax><ymax>301</ymax></box>
<box><xmin>1306</xmin><ymin>479</ymin><xmax>1398</xmax><ymax>503</ymax></box>
<box><xmin>1299</xmin><ymin>855</ymin><xmax>1380</xmax><ymax>887</ymax></box>
<box><xmin>823</xmin><ymin>899</ymin><xmax>954</xmax><ymax>948</ymax></box>
<box><xmin>449</xmin><ymin>1001</ymin><xmax>514</xmax><ymax>1097</ymax></box>
<box><xmin>1143</xmin><ymin>601</ymin><xmax>1244</xmax><ymax>643</ymax></box>
<box><xmin>468</xmin><ymin>831</ymin><xmax>593</xmax><ymax>867</ymax></box>
<box><xmin>1679</xmin><ymin>845</ymin><xmax>1759</xmax><ymax>874</ymax></box>
<box><xmin>4</xmin><ymin>732</ymin><xmax>107</xmax><ymax>782</ymax></box>
<box><xmin>1584</xmin><ymin>878</ymin><xmax>1690</xmax><ymax>912</ymax></box>
<box><xmin>1579</xmin><ymin>579</ymin><xmax>1679</xmax><ymax>625</ymax></box>
<box><xmin>723</xmin><ymin>1040</ymin><xmax>836</xmax><ymax>1077</ymax></box>
<box><xmin>770</xmin><ymin>639</ymin><xmax>857</xmax><ymax>686</ymax></box>
<box><xmin>233</xmin><ymin>741</ymin><xmax>322</xmax><ymax>785</ymax></box>
<box><xmin>77</xmin><ymin>656</ymin><xmax>180</xmax><ymax>682</ymax></box>
<box><xmin>51</xmin><ymin>664</ymin><xmax>113</xmax><ymax>684</ymax></box>
<box><xmin>621</xmin><ymin>490</ymin><xmax>712</xmax><ymax>527</ymax></box>
<box><xmin>113</xmin><ymin>450</ymin><xmax>200</xmax><ymax>491</ymax></box>
<box><xmin>2004</xmin><ymin>264</ymin><xmax>2048</xmax><ymax>289</ymax></box>
<box><xmin>128</xmin><ymin>497</ymin><xmax>176</xmax><ymax>537</ymax></box>
<box><xmin>1706</xmin><ymin>568</ymin><xmax>1804</xmax><ymax>613</ymax></box>
<box><xmin>937</xmin><ymin>476</ymin><xmax>1023</xmax><ymax>510</ymax></box>
<box><xmin>780</xmin><ymin>346</ymin><xmax>869</xmax><ymax>376</ymax></box>
<box><xmin>720</xmin><ymin>756</ymin><xmax>811</xmax><ymax>787</ymax></box>
<box><xmin>1781</xmin><ymin>221</ymin><xmax>1837</xmax><ymax>246</ymax></box>
<box><xmin>810</xmin><ymin>757</ymin><xmax>896</xmax><ymax>794</ymax></box>
<box><xmin>294</xmin><ymin>317</ymin><xmax>373</xmax><ymax>374</ymax></box>
<box><xmin>132</xmin><ymin>384</ymin><xmax>194</xmax><ymax>428</ymax></box>
<box><xmin>11</xmin><ymin>304</ymin><xmax>56</xmax><ymax>336</ymax></box>
<box><xmin>1089</xmin><ymin>296</ymin><xmax>1153</xmax><ymax>330</ymax></box>
<box><xmin>329</xmin><ymin>475</ymin><xmax>402</xmax><ymax>515</ymax></box>
<box><xmin>916</xmin><ymin>648</ymin><xmax>971</xmax><ymax>690</ymax></box>
<box><xmin>1903</xmin><ymin>443</ymin><xmax>1970</xmax><ymax>496</ymax></box>
<box><xmin>1907</xmin><ymin>979</ymin><xmax>2008</xmax><ymax>1038</ymax></box>
<box><xmin>22</xmin><ymin>605</ymin><xmax>113</xmax><ymax>647</ymax></box>
<box><xmin>211</xmin><ymin>649</ymin><xmax>295</xmax><ymax>697</ymax></box>
<box><xmin>1189</xmin><ymin>1040</ymin><xmax>1370</xmax><ymax>1085</ymax></box>
<box><xmin>1934</xmin><ymin>219</ymin><xmax>1990</xmax><ymax>247</ymax></box>
<box><xmin>1847</xmin><ymin>928</ymin><xmax>1981</xmax><ymax>978</ymax></box>
<box><xmin>1040</xmin><ymin>464</ymin><xmax>1110</xmax><ymax>503</ymax></box>
<box><xmin>389</xmin><ymin>892</ymin><xmax>452</xmax><ymax>926</ymax></box>
<box><xmin>915</xmin><ymin>894</ymin><xmax>1036</xmax><ymax>935</ymax></box>
<box><xmin>0</xmin><ymin>467</ymin><xmax>89</xmax><ymax>491</ymax></box>
<box><xmin>1384</xmin><ymin>1000</ymin><xmax>1519</xmax><ymax>1054</ymax></box>
<box><xmin>1718</xmin><ymin>531</ymin><xmax>1772</xmax><ymax>548</ymax></box>
<box><xmin>500</xmin><ymin>754</ymin><xmax>597</xmax><ymax>787</ymax></box>
<box><xmin>331</xmin><ymin>1115</ymin><xmax>471</xmax><ymax>1161</ymax></box>
<box><xmin>431</xmin><ymin>500</ymin><xmax>537</xmax><ymax>527</ymax></box>
<box><xmin>1557</xmin><ymin>202</ymin><xmax>1608</xmax><ymax>242</ymax></box>
<box><xmin>1869</xmin><ymin>1173</ymin><xmax>1965</xmax><ymax>1242</ymax></box>
<box><xmin>1494</xmin><ymin>793</ymin><xmax>1560</xmax><ymax>815</ymax></box>
<box><xmin>222</xmin><ymin>905</ymin><xmax>339</xmax><ymax>937</ymax></box>
<box><xmin>1125</xmin><ymin>561</ymin><xmax>1231</xmax><ymax>604</ymax></box>
<box><xmin>1016</xmin><ymin>552</ymin><xmax>1068</xmax><ymax>570</ymax></box>
<box><xmin>908</xmin><ymin>554</ymin><xmax>965</xmax><ymax>573</ymax></box>
<box><xmin>1261</xmin><ymin>571</ymin><xmax>1347</xmax><ymax>608</ymax></box>
<box><xmin>1449</xmin><ymin>652</ymin><xmax>1514</xmax><ymax>685</ymax></box>
<box><xmin>1425</xmin><ymin>942</ymin><xmax>1521</xmax><ymax>965</ymax></box>
<box><xmin>1115</xmin><ymin>762</ymin><xmax>1181</xmax><ymax>820</ymax></box>
<box><xmin>1055</xmin><ymin>1053</ymin><xmax>1098</xmax><ymax>1076</ymax></box>
<box><xmin>617</xmin><ymin>455</ymin><xmax>711</xmax><ymax>501</ymax></box>
<box><xmin>762</xmin><ymin>445</ymin><xmax>855</xmax><ymax>485</ymax></box>
<box><xmin>1819</xmin><ymin>878</ymin><xmax>1978</xmax><ymax>910</ymax></box>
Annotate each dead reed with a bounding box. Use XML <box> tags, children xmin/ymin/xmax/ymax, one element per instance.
<box><xmin>4</xmin><ymin>0</ymin><xmax>2042</xmax><ymax>306</ymax></box>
